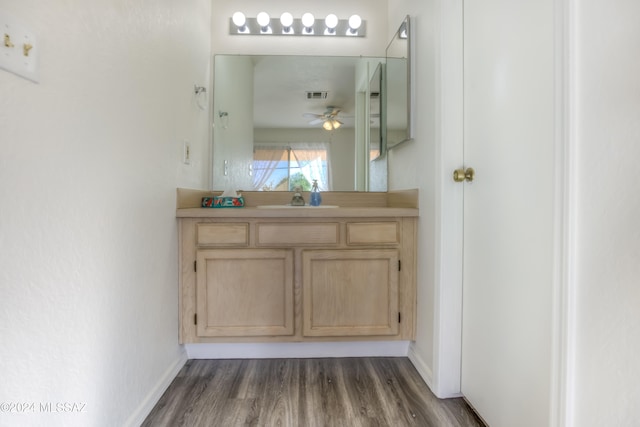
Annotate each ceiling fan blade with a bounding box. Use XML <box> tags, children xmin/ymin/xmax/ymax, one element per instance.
<box><xmin>303</xmin><ymin>113</ymin><xmax>322</xmax><ymax>119</ymax></box>
<box><xmin>308</xmin><ymin>118</ymin><xmax>324</xmax><ymax>125</ymax></box>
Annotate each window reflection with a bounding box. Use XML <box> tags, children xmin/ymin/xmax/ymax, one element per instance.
<box><xmin>253</xmin><ymin>143</ymin><xmax>331</xmax><ymax>191</ymax></box>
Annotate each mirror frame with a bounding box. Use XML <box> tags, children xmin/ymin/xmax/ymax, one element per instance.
<box><xmin>385</xmin><ymin>16</ymin><xmax>412</xmax><ymax>150</ymax></box>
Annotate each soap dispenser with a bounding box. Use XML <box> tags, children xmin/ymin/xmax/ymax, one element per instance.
<box><xmin>310</xmin><ymin>180</ymin><xmax>322</xmax><ymax>206</ymax></box>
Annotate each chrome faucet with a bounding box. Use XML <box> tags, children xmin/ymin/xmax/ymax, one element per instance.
<box><xmin>290</xmin><ymin>187</ymin><xmax>305</xmax><ymax>206</ymax></box>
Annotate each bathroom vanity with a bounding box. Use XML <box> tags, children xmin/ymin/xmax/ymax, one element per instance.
<box><xmin>176</xmin><ymin>189</ymin><xmax>418</xmax><ymax>344</ymax></box>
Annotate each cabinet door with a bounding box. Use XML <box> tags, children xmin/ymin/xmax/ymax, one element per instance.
<box><xmin>196</xmin><ymin>249</ymin><xmax>294</xmax><ymax>337</ymax></box>
<box><xmin>302</xmin><ymin>249</ymin><xmax>399</xmax><ymax>337</ymax></box>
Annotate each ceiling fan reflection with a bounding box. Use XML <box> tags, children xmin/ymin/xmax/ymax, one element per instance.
<box><xmin>303</xmin><ymin>107</ymin><xmax>344</xmax><ymax>130</ymax></box>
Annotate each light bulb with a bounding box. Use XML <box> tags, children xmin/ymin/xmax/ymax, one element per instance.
<box><xmin>325</xmin><ymin>14</ymin><xmax>338</xmax><ymax>29</ymax></box>
<box><xmin>256</xmin><ymin>12</ymin><xmax>270</xmax><ymax>27</ymax></box>
<box><xmin>280</xmin><ymin>12</ymin><xmax>293</xmax><ymax>28</ymax></box>
<box><xmin>333</xmin><ymin>120</ymin><xmax>341</xmax><ymax>129</ymax></box>
<box><xmin>348</xmin><ymin>14</ymin><xmax>362</xmax><ymax>34</ymax></box>
<box><xmin>232</xmin><ymin>12</ymin><xmax>246</xmax><ymax>28</ymax></box>
<box><xmin>302</xmin><ymin>12</ymin><xmax>315</xmax><ymax>32</ymax></box>
<box><xmin>322</xmin><ymin>121</ymin><xmax>332</xmax><ymax>131</ymax></box>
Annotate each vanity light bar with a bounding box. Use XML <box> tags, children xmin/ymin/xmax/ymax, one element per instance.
<box><xmin>229</xmin><ymin>13</ymin><xmax>366</xmax><ymax>37</ymax></box>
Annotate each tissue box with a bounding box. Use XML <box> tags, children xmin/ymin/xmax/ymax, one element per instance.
<box><xmin>202</xmin><ymin>196</ymin><xmax>245</xmax><ymax>208</ymax></box>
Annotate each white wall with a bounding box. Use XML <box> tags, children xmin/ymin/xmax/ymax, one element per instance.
<box><xmin>570</xmin><ymin>0</ymin><xmax>640</xmax><ymax>425</ymax></box>
<box><xmin>0</xmin><ymin>1</ymin><xmax>211</xmax><ymax>426</ymax></box>
<box><xmin>386</xmin><ymin>0</ymin><xmax>452</xmax><ymax>395</ymax></box>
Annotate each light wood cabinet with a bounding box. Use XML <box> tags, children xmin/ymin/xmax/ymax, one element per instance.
<box><xmin>178</xmin><ymin>210</ymin><xmax>417</xmax><ymax>343</ymax></box>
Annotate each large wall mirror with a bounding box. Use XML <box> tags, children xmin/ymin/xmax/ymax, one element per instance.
<box><xmin>385</xmin><ymin>16</ymin><xmax>412</xmax><ymax>150</ymax></box>
<box><xmin>212</xmin><ymin>55</ymin><xmax>385</xmax><ymax>192</ymax></box>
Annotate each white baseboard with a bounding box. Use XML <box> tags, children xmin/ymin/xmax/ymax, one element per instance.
<box><xmin>185</xmin><ymin>341</ymin><xmax>411</xmax><ymax>359</ymax></box>
<box><xmin>407</xmin><ymin>343</ymin><xmax>434</xmax><ymax>389</ymax></box>
<box><xmin>408</xmin><ymin>343</ymin><xmax>463</xmax><ymax>399</ymax></box>
<box><xmin>125</xmin><ymin>349</ymin><xmax>188</xmax><ymax>427</ymax></box>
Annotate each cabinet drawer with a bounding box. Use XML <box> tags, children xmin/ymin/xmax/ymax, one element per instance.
<box><xmin>346</xmin><ymin>222</ymin><xmax>399</xmax><ymax>245</ymax></box>
<box><xmin>257</xmin><ymin>223</ymin><xmax>339</xmax><ymax>246</ymax></box>
<box><xmin>197</xmin><ymin>223</ymin><xmax>249</xmax><ymax>246</ymax></box>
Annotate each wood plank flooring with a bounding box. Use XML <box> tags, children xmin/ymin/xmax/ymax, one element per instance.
<box><xmin>142</xmin><ymin>358</ymin><xmax>484</xmax><ymax>427</ymax></box>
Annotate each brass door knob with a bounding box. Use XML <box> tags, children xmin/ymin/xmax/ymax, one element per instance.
<box><xmin>453</xmin><ymin>167</ymin><xmax>475</xmax><ymax>183</ymax></box>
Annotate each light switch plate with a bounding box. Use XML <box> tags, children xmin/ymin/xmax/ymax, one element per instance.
<box><xmin>183</xmin><ymin>140</ymin><xmax>191</xmax><ymax>165</ymax></box>
<box><xmin>1</xmin><ymin>10</ymin><xmax>38</xmax><ymax>82</ymax></box>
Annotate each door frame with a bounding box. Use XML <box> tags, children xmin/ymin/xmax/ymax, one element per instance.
<box><xmin>549</xmin><ymin>0</ymin><xmax>578</xmax><ymax>426</ymax></box>
<box><xmin>427</xmin><ymin>0</ymin><xmax>465</xmax><ymax>399</ymax></box>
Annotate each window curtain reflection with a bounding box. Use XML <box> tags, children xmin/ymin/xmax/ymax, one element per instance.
<box><xmin>290</xmin><ymin>143</ymin><xmax>331</xmax><ymax>191</ymax></box>
<box><xmin>252</xmin><ymin>147</ymin><xmax>287</xmax><ymax>191</ymax></box>
<box><xmin>252</xmin><ymin>143</ymin><xmax>331</xmax><ymax>191</ymax></box>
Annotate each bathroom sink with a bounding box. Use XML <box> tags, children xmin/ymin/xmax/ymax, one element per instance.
<box><xmin>256</xmin><ymin>205</ymin><xmax>339</xmax><ymax>209</ymax></box>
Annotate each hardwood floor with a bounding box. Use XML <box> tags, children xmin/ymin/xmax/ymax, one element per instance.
<box><xmin>142</xmin><ymin>358</ymin><xmax>484</xmax><ymax>427</ymax></box>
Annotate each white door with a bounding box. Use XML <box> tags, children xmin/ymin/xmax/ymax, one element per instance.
<box><xmin>461</xmin><ymin>1</ymin><xmax>557</xmax><ymax>426</ymax></box>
